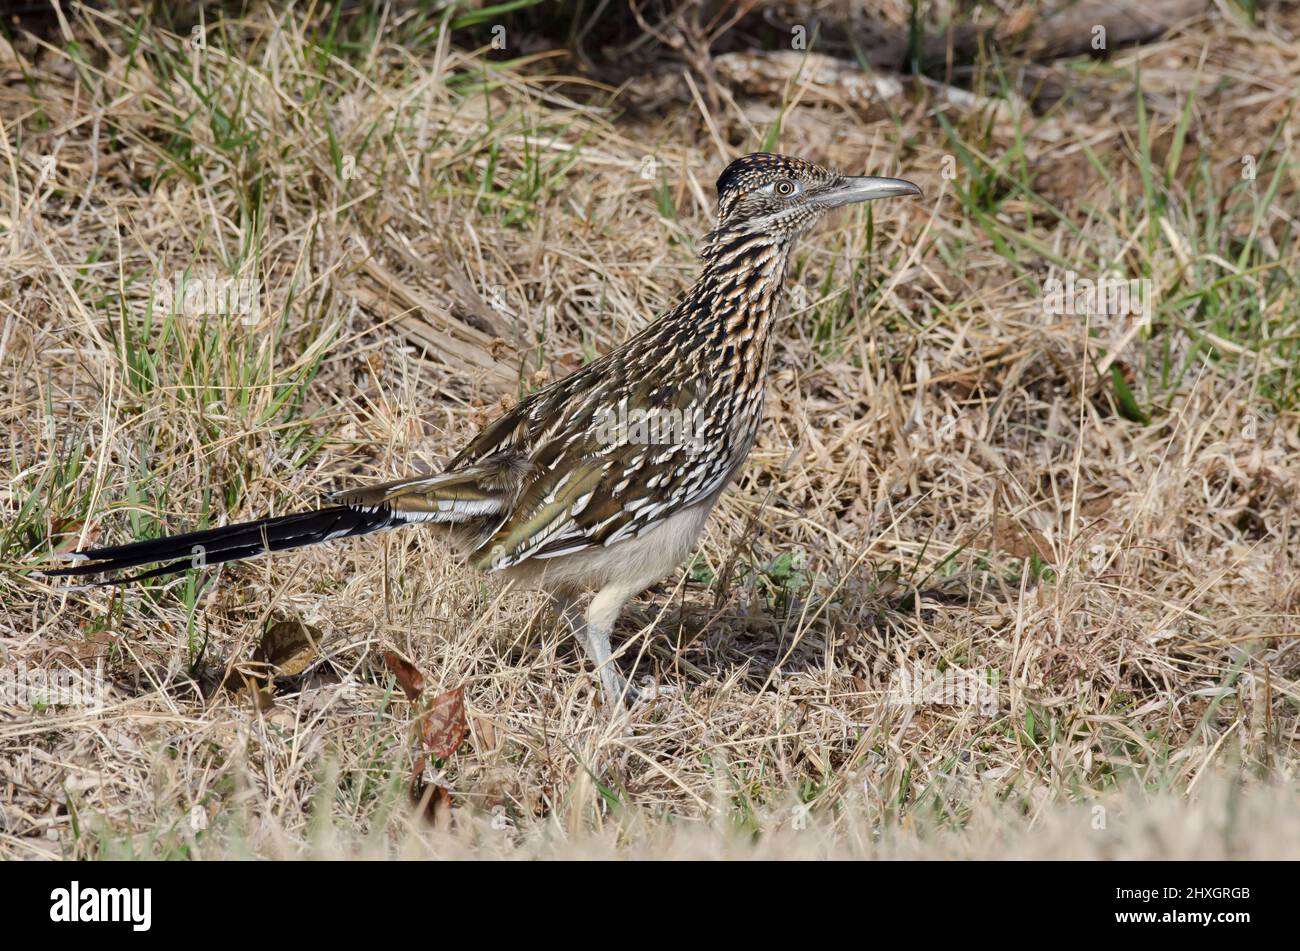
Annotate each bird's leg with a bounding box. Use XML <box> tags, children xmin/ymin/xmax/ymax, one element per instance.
<box><xmin>584</xmin><ymin>586</ymin><xmax>638</xmax><ymax>706</ymax></box>
<box><xmin>555</xmin><ymin>585</ymin><xmax>670</xmax><ymax>708</ymax></box>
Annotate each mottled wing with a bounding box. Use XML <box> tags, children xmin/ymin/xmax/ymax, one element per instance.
<box><xmin>467</xmin><ymin>371</ymin><xmax>754</xmax><ymax>571</ymax></box>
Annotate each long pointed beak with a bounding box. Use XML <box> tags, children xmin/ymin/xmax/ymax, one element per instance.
<box><xmin>816</xmin><ymin>175</ymin><xmax>923</xmax><ymax>209</ymax></box>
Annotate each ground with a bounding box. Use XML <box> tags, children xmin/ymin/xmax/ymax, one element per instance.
<box><xmin>1</xmin><ymin>2</ymin><xmax>1298</xmax><ymax>858</ymax></box>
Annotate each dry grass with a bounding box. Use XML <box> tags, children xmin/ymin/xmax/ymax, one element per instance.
<box><xmin>2</xmin><ymin>2</ymin><xmax>1299</xmax><ymax>859</ymax></box>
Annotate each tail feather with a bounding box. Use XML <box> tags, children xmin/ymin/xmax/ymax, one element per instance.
<box><xmin>45</xmin><ymin>506</ymin><xmax>399</xmax><ymax>585</ymax></box>
<box><xmin>42</xmin><ymin>456</ymin><xmax>531</xmax><ymax>586</ymax></box>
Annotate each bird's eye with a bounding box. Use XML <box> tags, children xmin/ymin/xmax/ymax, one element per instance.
<box><xmin>774</xmin><ymin>179</ymin><xmax>799</xmax><ymax>197</ymax></box>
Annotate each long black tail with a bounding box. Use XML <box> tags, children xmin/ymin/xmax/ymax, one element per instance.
<box><xmin>45</xmin><ymin>506</ymin><xmax>399</xmax><ymax>585</ymax></box>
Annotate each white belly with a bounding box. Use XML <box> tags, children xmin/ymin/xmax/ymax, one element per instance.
<box><xmin>504</xmin><ymin>498</ymin><xmax>717</xmax><ymax>595</ymax></box>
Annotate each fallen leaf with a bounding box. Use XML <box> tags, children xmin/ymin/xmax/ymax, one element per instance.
<box><xmin>50</xmin><ymin>518</ymin><xmax>86</xmax><ymax>556</ymax></box>
<box><xmin>555</xmin><ymin>351</ymin><xmax>584</xmax><ymax>374</ymax></box>
<box><xmin>239</xmin><ymin>671</ymin><xmax>276</xmax><ymax>712</ymax></box>
<box><xmin>1078</xmin><ymin>494</ymin><xmax>1114</xmax><ymax>518</ymax></box>
<box><xmin>988</xmin><ymin>515</ymin><xmax>1054</xmax><ymax>562</ymax></box>
<box><xmin>419</xmin><ymin>686</ymin><xmax>468</xmax><ymax>759</ymax></box>
<box><xmin>256</xmin><ymin>620</ymin><xmax>322</xmax><ymax>678</ymax></box>
<box><xmin>382</xmin><ymin>650</ymin><xmax>425</xmax><ymax>701</ymax></box>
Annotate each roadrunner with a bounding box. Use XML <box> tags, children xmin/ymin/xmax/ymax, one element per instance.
<box><xmin>49</xmin><ymin>153</ymin><xmax>921</xmax><ymax>704</ymax></box>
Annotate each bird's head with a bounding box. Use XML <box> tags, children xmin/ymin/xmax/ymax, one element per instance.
<box><xmin>708</xmin><ymin>152</ymin><xmax>921</xmax><ymax>247</ymax></box>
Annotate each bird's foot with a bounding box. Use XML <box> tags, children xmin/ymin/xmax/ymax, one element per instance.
<box><xmin>599</xmin><ymin>668</ymin><xmax>676</xmax><ymax>710</ymax></box>
<box><xmin>630</xmin><ymin>675</ymin><xmax>677</xmax><ymax>703</ymax></box>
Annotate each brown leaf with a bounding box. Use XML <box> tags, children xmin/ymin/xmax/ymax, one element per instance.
<box><xmin>419</xmin><ymin>686</ymin><xmax>468</xmax><ymax>759</ymax></box>
<box><xmin>256</xmin><ymin>620</ymin><xmax>322</xmax><ymax>678</ymax></box>
<box><xmin>988</xmin><ymin>515</ymin><xmax>1054</xmax><ymax>562</ymax></box>
<box><xmin>382</xmin><ymin>650</ymin><xmax>425</xmax><ymax>701</ymax></box>
<box><xmin>1078</xmin><ymin>494</ymin><xmax>1114</xmax><ymax>518</ymax></box>
<box><xmin>555</xmin><ymin>351</ymin><xmax>584</xmax><ymax>374</ymax></box>
<box><xmin>50</xmin><ymin>518</ymin><xmax>86</xmax><ymax>556</ymax></box>
<box><xmin>240</xmin><ymin>671</ymin><xmax>276</xmax><ymax>711</ymax></box>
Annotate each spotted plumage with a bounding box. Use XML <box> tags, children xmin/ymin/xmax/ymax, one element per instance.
<box><xmin>47</xmin><ymin>153</ymin><xmax>921</xmax><ymax>705</ymax></box>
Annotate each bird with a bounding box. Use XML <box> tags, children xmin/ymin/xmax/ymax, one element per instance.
<box><xmin>46</xmin><ymin>152</ymin><xmax>921</xmax><ymax>706</ymax></box>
